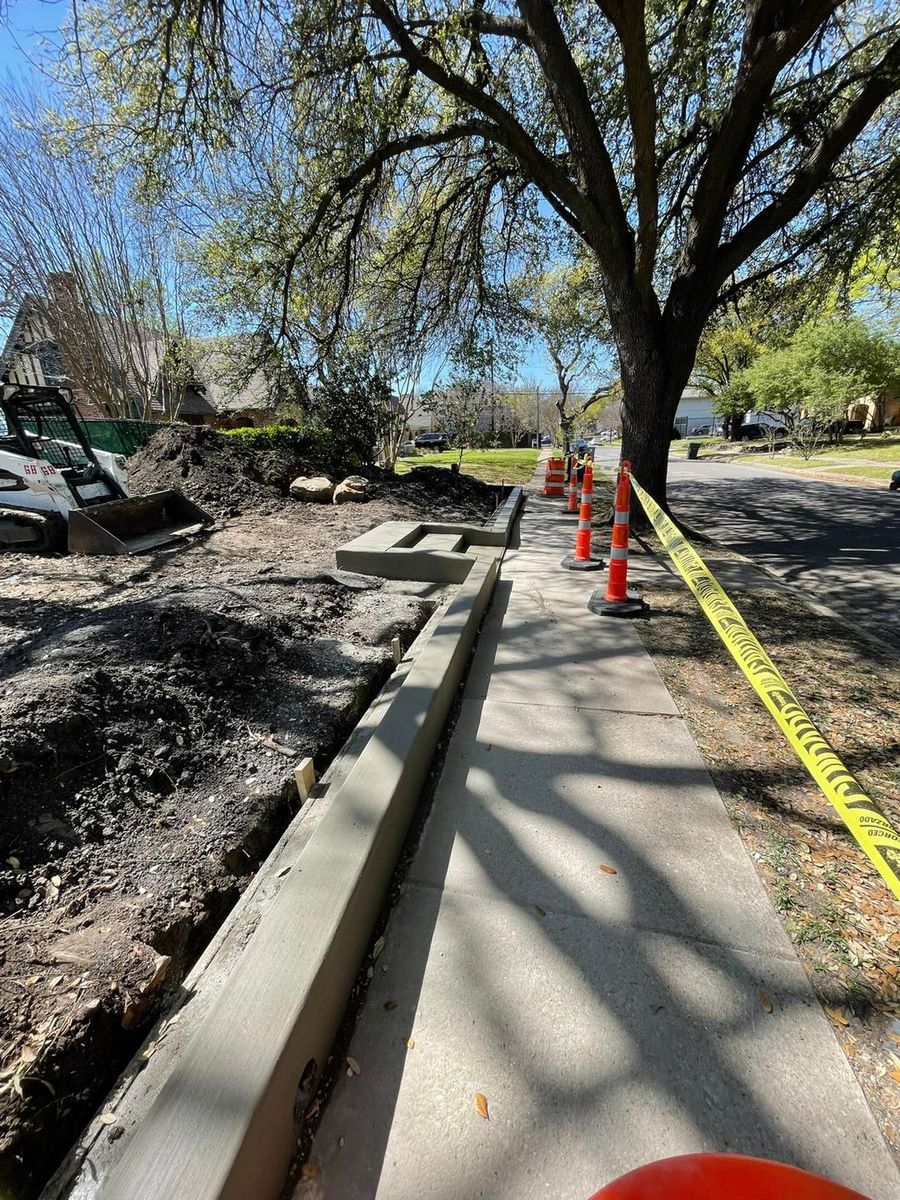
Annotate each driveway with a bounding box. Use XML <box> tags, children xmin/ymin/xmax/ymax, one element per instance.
<box><xmin>665</xmin><ymin>457</ymin><xmax>900</xmax><ymax>645</ymax></box>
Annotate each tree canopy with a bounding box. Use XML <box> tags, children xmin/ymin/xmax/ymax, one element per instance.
<box><xmin>63</xmin><ymin>0</ymin><xmax>900</xmax><ymax>501</ymax></box>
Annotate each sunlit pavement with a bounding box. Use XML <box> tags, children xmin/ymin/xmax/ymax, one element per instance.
<box><xmin>662</xmin><ymin>454</ymin><xmax>900</xmax><ymax>645</ymax></box>
<box><xmin>302</xmin><ymin>464</ymin><xmax>899</xmax><ymax>1200</ymax></box>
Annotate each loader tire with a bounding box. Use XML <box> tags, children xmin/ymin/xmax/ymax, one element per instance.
<box><xmin>0</xmin><ymin>508</ymin><xmax>66</xmax><ymax>553</ymax></box>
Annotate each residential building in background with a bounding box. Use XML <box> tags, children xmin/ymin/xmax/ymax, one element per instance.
<box><xmin>1</xmin><ymin>278</ymin><xmax>281</xmax><ymax>427</ymax></box>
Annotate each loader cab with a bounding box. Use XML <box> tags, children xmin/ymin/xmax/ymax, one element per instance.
<box><xmin>0</xmin><ymin>384</ymin><xmax>126</xmax><ymax>505</ymax></box>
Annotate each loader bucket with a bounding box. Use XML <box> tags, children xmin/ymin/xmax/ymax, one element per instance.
<box><xmin>67</xmin><ymin>490</ymin><xmax>214</xmax><ymax>555</ymax></box>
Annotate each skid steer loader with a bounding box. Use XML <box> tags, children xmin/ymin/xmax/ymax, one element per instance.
<box><xmin>0</xmin><ymin>383</ymin><xmax>213</xmax><ymax>554</ymax></box>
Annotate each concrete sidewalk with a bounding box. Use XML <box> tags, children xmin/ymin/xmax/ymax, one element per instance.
<box><xmin>303</xmin><ymin>470</ymin><xmax>899</xmax><ymax>1200</ymax></box>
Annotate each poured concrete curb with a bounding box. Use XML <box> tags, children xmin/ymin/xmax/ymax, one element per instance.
<box><xmin>69</xmin><ymin>492</ymin><xmax>523</xmax><ymax>1200</ymax></box>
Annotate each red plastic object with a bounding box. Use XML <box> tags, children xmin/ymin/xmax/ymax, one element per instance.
<box><xmin>588</xmin><ymin>1153</ymin><xmax>872</xmax><ymax>1200</ymax></box>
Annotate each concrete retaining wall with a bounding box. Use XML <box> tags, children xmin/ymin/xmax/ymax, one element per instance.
<box><xmin>50</xmin><ymin>487</ymin><xmax>523</xmax><ymax>1200</ymax></box>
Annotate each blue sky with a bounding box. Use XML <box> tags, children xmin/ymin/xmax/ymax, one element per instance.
<box><xmin>1</xmin><ymin>1</ymin><xmax>566</xmax><ymax>386</ymax></box>
<box><xmin>0</xmin><ymin>0</ymin><xmax>65</xmax><ymax>73</ymax></box>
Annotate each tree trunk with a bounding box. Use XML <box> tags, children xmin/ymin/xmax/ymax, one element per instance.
<box><xmin>620</xmin><ymin>372</ymin><xmax>682</xmax><ymax>514</ymax></box>
<box><xmin>617</xmin><ymin>331</ymin><xmax>696</xmax><ymax>516</ymax></box>
<box><xmin>728</xmin><ymin>413</ymin><xmax>746</xmax><ymax>441</ymax></box>
<box><xmin>599</xmin><ymin>269</ymin><xmax>705</xmax><ymax>520</ymax></box>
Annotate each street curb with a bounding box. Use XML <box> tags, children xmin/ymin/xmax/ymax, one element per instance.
<box><xmin>51</xmin><ymin>491</ymin><xmax>523</xmax><ymax>1200</ymax></box>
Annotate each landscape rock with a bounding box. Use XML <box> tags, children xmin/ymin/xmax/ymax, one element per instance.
<box><xmin>333</xmin><ymin>476</ymin><xmax>370</xmax><ymax>505</ymax></box>
<box><xmin>290</xmin><ymin>475</ymin><xmax>335</xmax><ymax>502</ymax></box>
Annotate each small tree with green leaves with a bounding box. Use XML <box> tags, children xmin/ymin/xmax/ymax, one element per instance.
<box><xmin>427</xmin><ymin>380</ymin><xmax>492</xmax><ymax>468</ymax></box>
<box><xmin>738</xmin><ymin>319</ymin><xmax>899</xmax><ymax>458</ymax></box>
<box><xmin>514</xmin><ymin>264</ymin><xmax>611</xmax><ymax>453</ymax></box>
<box><xmin>308</xmin><ymin>360</ymin><xmax>389</xmax><ymax>470</ymax></box>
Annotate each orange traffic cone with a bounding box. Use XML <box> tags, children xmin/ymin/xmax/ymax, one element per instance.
<box><xmin>561</xmin><ymin>462</ymin><xmax>604</xmax><ymax>571</ymax></box>
<box><xmin>561</xmin><ymin>458</ymin><xmax>579</xmax><ymax>513</ymax></box>
<box><xmin>588</xmin><ymin>460</ymin><xmax>647</xmax><ymax>615</ymax></box>
<box><xmin>542</xmin><ymin>456</ymin><xmax>566</xmax><ymax>496</ymax></box>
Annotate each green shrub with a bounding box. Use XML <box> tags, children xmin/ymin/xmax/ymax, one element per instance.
<box><xmin>223</xmin><ymin>424</ymin><xmax>316</xmax><ymax>449</ymax></box>
<box><xmin>223</xmin><ymin>423</ymin><xmax>332</xmax><ymax>463</ymax></box>
<box><xmin>306</xmin><ymin>361</ymin><xmax>386</xmax><ymax>469</ymax></box>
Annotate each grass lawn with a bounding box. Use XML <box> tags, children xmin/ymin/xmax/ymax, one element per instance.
<box><xmin>677</xmin><ymin>432</ymin><xmax>900</xmax><ymax>472</ymax></box>
<box><xmin>806</xmin><ymin>434</ymin><xmax>900</xmax><ymax>462</ymax></box>
<box><xmin>395</xmin><ymin>447</ymin><xmax>539</xmax><ymax>484</ymax></box>
<box><xmin>739</xmin><ymin>460</ymin><xmax>891</xmax><ymax>483</ymax></box>
<box><xmin>833</xmin><ymin>465</ymin><xmax>897</xmax><ymax>483</ymax></box>
<box><xmin>668</xmin><ymin>436</ymin><xmax>721</xmax><ymax>457</ymax></box>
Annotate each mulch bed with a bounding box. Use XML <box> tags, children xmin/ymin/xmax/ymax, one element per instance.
<box><xmin>637</xmin><ymin>583</ymin><xmax>900</xmax><ymax>1162</ymax></box>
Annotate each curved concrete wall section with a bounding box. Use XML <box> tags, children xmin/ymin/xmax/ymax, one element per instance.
<box><xmin>78</xmin><ymin>488</ymin><xmax>523</xmax><ymax>1200</ymax></box>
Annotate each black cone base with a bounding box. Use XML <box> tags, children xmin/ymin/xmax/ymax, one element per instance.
<box><xmin>588</xmin><ymin>589</ymin><xmax>648</xmax><ymax>617</ymax></box>
<box><xmin>561</xmin><ymin>554</ymin><xmax>604</xmax><ymax>571</ymax></box>
<box><xmin>560</xmin><ymin>505</ymin><xmax>579</xmax><ymax>514</ymax></box>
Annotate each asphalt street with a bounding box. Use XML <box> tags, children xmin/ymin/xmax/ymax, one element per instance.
<box><xmin>594</xmin><ymin>449</ymin><xmax>900</xmax><ymax>644</ymax></box>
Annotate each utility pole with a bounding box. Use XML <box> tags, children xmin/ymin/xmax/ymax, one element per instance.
<box><xmin>489</xmin><ymin>341</ymin><xmax>496</xmax><ymax>437</ymax></box>
<box><xmin>535</xmin><ymin>384</ymin><xmax>540</xmax><ymax>448</ymax></box>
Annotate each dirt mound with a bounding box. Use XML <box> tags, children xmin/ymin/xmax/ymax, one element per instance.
<box><xmin>127</xmin><ymin>427</ymin><xmax>500</xmax><ymax>524</ymax></box>
<box><xmin>127</xmin><ymin>426</ymin><xmax>317</xmax><ymax>518</ymax></box>
<box><xmin>377</xmin><ymin>464</ymin><xmax>498</xmax><ymax>523</ymax></box>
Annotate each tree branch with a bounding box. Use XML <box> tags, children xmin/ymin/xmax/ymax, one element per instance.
<box><xmin>714</xmin><ymin>36</ymin><xmax>900</xmax><ymax>285</ymax></box>
<box><xmin>467</xmin><ymin>9</ymin><xmax>530</xmax><ymax>43</ymax></box>
<box><xmin>369</xmin><ymin>0</ymin><xmax>591</xmax><ymax>235</ymax></box>
<box><xmin>594</xmin><ymin>0</ymin><xmax>658</xmax><ymax>294</ymax></box>
<box><xmin>515</xmin><ymin>0</ymin><xmax>637</xmax><ymax>284</ymax></box>
<box><xmin>683</xmin><ymin>0</ymin><xmax>839</xmax><ymax>276</ymax></box>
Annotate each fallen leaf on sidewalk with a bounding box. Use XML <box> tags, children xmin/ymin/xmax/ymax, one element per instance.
<box><xmin>346</xmin><ymin>1056</ymin><xmax>361</xmax><ymax>1077</ymax></box>
<box><xmin>757</xmin><ymin>986</ymin><xmax>774</xmax><ymax>1014</ymax></box>
<box><xmin>384</xmin><ymin>1000</ymin><xmax>398</xmax><ymax>1011</ymax></box>
<box><xmin>474</xmin><ymin>1092</ymin><xmax>490</xmax><ymax>1120</ymax></box>
<box><xmin>533</xmin><ymin>904</ymin><xmax>547</xmax><ymax>917</ymax></box>
<box><xmin>98</xmin><ymin>1112</ymin><xmax>116</xmax><ymax>1126</ymax></box>
<box><xmin>888</xmin><ymin>1069</ymin><xmax>900</xmax><ymax>1085</ymax></box>
<box><xmin>826</xmin><ymin>1007</ymin><xmax>849</xmax><ymax>1026</ymax></box>
<box><xmin>598</xmin><ymin>864</ymin><xmax>617</xmax><ymax>875</ymax></box>
<box><xmin>405</xmin><ymin>1037</ymin><xmax>415</xmax><ymax>1050</ymax></box>
<box><xmin>301</xmin><ymin>1161</ymin><xmax>320</xmax><ymax>1179</ymax></box>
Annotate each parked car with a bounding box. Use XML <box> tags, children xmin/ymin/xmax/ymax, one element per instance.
<box><xmin>890</xmin><ymin>469</ymin><xmax>900</xmax><ymax>492</ymax></box>
<box><xmin>592</xmin><ymin>429</ymin><xmax>618</xmax><ymax>445</ymax></box>
<box><xmin>530</xmin><ymin>435</ymin><xmax>552</xmax><ymax>446</ymax></box>
<box><xmin>398</xmin><ymin>440</ymin><xmax>417</xmax><ymax>455</ymax></box>
<box><xmin>572</xmin><ymin>437</ymin><xmax>590</xmax><ymax>452</ymax></box>
<box><xmin>738</xmin><ymin>423</ymin><xmax>786</xmax><ymax>439</ymax></box>
<box><xmin>414</xmin><ymin>431</ymin><xmax>450</xmax><ymax>450</ymax></box>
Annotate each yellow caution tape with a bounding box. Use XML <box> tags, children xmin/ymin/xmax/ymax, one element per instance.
<box><xmin>630</xmin><ymin>474</ymin><xmax>900</xmax><ymax>901</ymax></box>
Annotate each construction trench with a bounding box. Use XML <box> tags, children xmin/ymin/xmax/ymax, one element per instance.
<box><xmin>0</xmin><ymin>427</ymin><xmax>511</xmax><ymax>1199</ymax></box>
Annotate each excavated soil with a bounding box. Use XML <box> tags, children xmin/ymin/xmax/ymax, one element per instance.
<box><xmin>127</xmin><ymin>425</ymin><xmax>496</xmax><ymax>523</ymax></box>
<box><xmin>0</xmin><ymin>429</ymin><xmax>498</xmax><ymax>1199</ymax></box>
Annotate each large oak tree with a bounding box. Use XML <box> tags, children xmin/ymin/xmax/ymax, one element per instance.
<box><xmin>71</xmin><ymin>0</ymin><xmax>900</xmax><ymax>503</ymax></box>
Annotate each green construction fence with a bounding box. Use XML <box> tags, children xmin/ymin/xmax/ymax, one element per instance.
<box><xmin>81</xmin><ymin>419</ymin><xmax>175</xmax><ymax>457</ymax></box>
